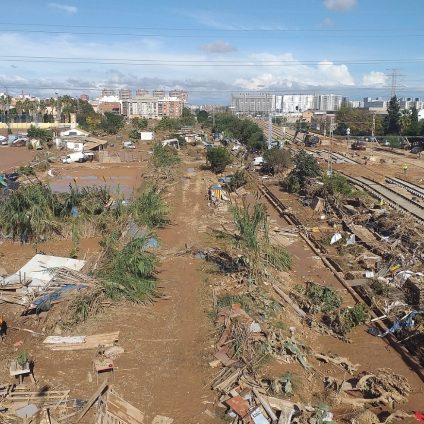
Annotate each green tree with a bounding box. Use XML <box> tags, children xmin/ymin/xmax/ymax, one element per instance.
<box><xmin>100</xmin><ymin>112</ymin><xmax>124</xmax><ymax>134</ymax></box>
<box><xmin>407</xmin><ymin>105</ymin><xmax>420</xmax><ymax>136</ymax></box>
<box><xmin>206</xmin><ymin>147</ymin><xmax>232</xmax><ymax>173</ymax></box>
<box><xmin>27</xmin><ymin>125</ymin><xmax>53</xmax><ymax>143</ymax></box>
<box><xmin>128</xmin><ymin>128</ymin><xmax>140</xmax><ymax>140</ymax></box>
<box><xmin>399</xmin><ymin>109</ymin><xmax>411</xmax><ymax>135</ymax></box>
<box><xmin>281</xmin><ymin>150</ymin><xmax>321</xmax><ymax>193</ymax></box>
<box><xmin>335</xmin><ymin>106</ymin><xmax>374</xmax><ymax>136</ymax></box>
<box><xmin>384</xmin><ymin>96</ymin><xmax>401</xmax><ymax>135</ymax></box>
<box><xmin>293</xmin><ymin>150</ymin><xmax>321</xmax><ymax>184</ymax></box>
<box><xmin>262</xmin><ymin>148</ymin><xmax>292</xmax><ymax>175</ymax></box>
<box><xmin>196</xmin><ymin>110</ymin><xmax>209</xmax><ymax>125</ymax></box>
<box><xmin>131</xmin><ymin>117</ymin><xmax>148</xmax><ymax>130</ymax></box>
<box><xmin>180</xmin><ymin>107</ymin><xmax>195</xmax><ymax>126</ymax></box>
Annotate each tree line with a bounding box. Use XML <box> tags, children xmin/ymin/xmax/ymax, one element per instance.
<box><xmin>334</xmin><ymin>96</ymin><xmax>423</xmax><ymax>137</ymax></box>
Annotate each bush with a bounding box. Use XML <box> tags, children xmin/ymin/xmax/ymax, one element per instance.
<box><xmin>327</xmin><ymin>303</ymin><xmax>369</xmax><ymax>335</ymax></box>
<box><xmin>322</xmin><ymin>174</ymin><xmax>353</xmax><ymax>197</ymax></box>
<box><xmin>281</xmin><ymin>174</ymin><xmax>301</xmax><ymax>193</ymax></box>
<box><xmin>131</xmin><ymin>185</ymin><xmax>169</xmax><ymax>229</ymax></box>
<box><xmin>152</xmin><ymin>143</ymin><xmax>180</xmax><ymax>169</ymax></box>
<box><xmin>226</xmin><ymin>170</ymin><xmax>248</xmax><ymax>192</ymax></box>
<box><xmin>301</xmin><ymin>282</ymin><xmax>342</xmax><ymax>313</ymax></box>
<box><xmin>100</xmin><ymin>236</ymin><xmax>158</xmax><ymax>302</ymax></box>
<box><xmin>206</xmin><ymin>147</ymin><xmax>232</xmax><ymax>173</ymax></box>
<box><xmin>263</xmin><ymin>148</ymin><xmax>292</xmax><ymax>175</ymax></box>
<box><xmin>128</xmin><ymin>128</ymin><xmax>140</xmax><ymax>140</ymax></box>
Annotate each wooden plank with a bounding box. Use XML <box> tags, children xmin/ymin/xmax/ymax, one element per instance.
<box><xmin>46</xmin><ymin>332</ymin><xmax>119</xmax><ymax>351</ymax></box>
<box><xmin>345</xmin><ymin>279</ymin><xmax>369</xmax><ymax>287</ymax></box>
<box><xmin>76</xmin><ymin>380</ymin><xmax>109</xmax><ymax>423</ymax></box>
<box><xmin>106</xmin><ymin>390</ymin><xmax>144</xmax><ymax>424</ymax></box>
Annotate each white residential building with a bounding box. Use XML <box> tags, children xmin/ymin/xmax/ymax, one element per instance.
<box><xmin>316</xmin><ymin>94</ymin><xmax>343</xmax><ymax>112</ymax></box>
<box><xmin>275</xmin><ymin>95</ymin><xmax>316</xmax><ymax>113</ymax></box>
<box><xmin>231</xmin><ymin>92</ymin><xmax>275</xmax><ymax>115</ymax></box>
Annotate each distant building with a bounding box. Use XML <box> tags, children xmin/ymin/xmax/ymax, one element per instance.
<box><xmin>364</xmin><ymin>97</ymin><xmax>387</xmax><ymax>112</ymax></box>
<box><xmin>136</xmin><ymin>89</ymin><xmax>150</xmax><ymax>97</ymax></box>
<box><xmin>101</xmin><ymin>89</ymin><xmax>116</xmax><ymax>97</ymax></box>
<box><xmin>275</xmin><ymin>95</ymin><xmax>316</xmax><ymax>113</ymax></box>
<box><xmin>169</xmin><ymin>89</ymin><xmax>188</xmax><ymax>102</ymax></box>
<box><xmin>399</xmin><ymin>97</ymin><xmax>423</xmax><ymax>110</ymax></box>
<box><xmin>122</xmin><ymin>95</ymin><xmax>183</xmax><ymax>119</ymax></box>
<box><xmin>80</xmin><ymin>94</ymin><xmax>89</xmax><ymax>102</ymax></box>
<box><xmin>152</xmin><ymin>90</ymin><xmax>166</xmax><ymax>98</ymax></box>
<box><xmin>350</xmin><ymin>100</ymin><xmax>364</xmax><ymax>108</ymax></box>
<box><xmin>98</xmin><ymin>95</ymin><xmax>121</xmax><ymax>114</ymax></box>
<box><xmin>158</xmin><ymin>97</ymin><xmax>183</xmax><ymax>118</ymax></box>
<box><xmin>99</xmin><ymin>102</ymin><xmax>121</xmax><ymax>114</ymax></box>
<box><xmin>118</xmin><ymin>89</ymin><xmax>132</xmax><ymax>101</ymax></box>
<box><xmin>316</xmin><ymin>94</ymin><xmax>343</xmax><ymax>112</ymax></box>
<box><xmin>231</xmin><ymin>92</ymin><xmax>275</xmax><ymax>115</ymax></box>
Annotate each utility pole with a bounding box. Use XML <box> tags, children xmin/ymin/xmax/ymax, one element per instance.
<box><xmin>386</xmin><ymin>69</ymin><xmax>403</xmax><ymax>98</ymax></box>
<box><xmin>327</xmin><ymin>116</ymin><xmax>334</xmax><ymax>175</ymax></box>
<box><xmin>268</xmin><ymin>113</ymin><xmax>272</xmax><ymax>149</ymax></box>
<box><xmin>371</xmin><ymin>112</ymin><xmax>376</xmax><ymax>156</ymax></box>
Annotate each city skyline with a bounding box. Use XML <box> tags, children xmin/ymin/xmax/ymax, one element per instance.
<box><xmin>0</xmin><ymin>0</ymin><xmax>423</xmax><ymax>103</ymax></box>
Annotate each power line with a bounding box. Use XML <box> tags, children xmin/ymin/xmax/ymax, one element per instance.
<box><xmin>1</xmin><ymin>22</ymin><xmax>424</xmax><ymax>34</ymax></box>
<box><xmin>0</xmin><ymin>86</ymin><xmax>422</xmax><ymax>93</ymax></box>
<box><xmin>0</xmin><ymin>55</ymin><xmax>424</xmax><ymax>67</ymax></box>
<box><xmin>1</xmin><ymin>28</ymin><xmax>424</xmax><ymax>39</ymax></box>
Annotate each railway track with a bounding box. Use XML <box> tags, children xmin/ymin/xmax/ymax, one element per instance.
<box><xmin>385</xmin><ymin>176</ymin><xmax>424</xmax><ymax>199</ymax></box>
<box><xmin>255</xmin><ymin>182</ymin><xmax>424</xmax><ymax>381</ymax></box>
<box><xmin>343</xmin><ymin>174</ymin><xmax>424</xmax><ymax>224</ymax></box>
<box><xmin>254</xmin><ymin>117</ymin><xmax>424</xmax><ymax>223</ymax></box>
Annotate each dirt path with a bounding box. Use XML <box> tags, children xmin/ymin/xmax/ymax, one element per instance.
<box><xmin>72</xmin><ymin>163</ymin><xmax>219</xmax><ymax>423</ymax></box>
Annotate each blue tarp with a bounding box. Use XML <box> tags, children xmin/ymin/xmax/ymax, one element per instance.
<box><xmin>32</xmin><ymin>284</ymin><xmax>88</xmax><ymax>312</ymax></box>
<box><xmin>368</xmin><ymin>310</ymin><xmax>423</xmax><ymax>337</ymax></box>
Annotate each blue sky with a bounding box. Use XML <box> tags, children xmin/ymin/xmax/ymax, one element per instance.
<box><xmin>0</xmin><ymin>0</ymin><xmax>423</xmax><ymax>103</ymax></box>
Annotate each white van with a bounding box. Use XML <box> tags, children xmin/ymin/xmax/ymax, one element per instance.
<box><xmin>63</xmin><ymin>152</ymin><xmax>94</xmax><ymax>164</ymax></box>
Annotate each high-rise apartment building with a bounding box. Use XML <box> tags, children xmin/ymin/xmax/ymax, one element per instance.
<box><xmin>231</xmin><ymin>92</ymin><xmax>275</xmax><ymax>114</ymax></box>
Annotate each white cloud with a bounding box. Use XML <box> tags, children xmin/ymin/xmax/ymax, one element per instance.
<box><xmin>0</xmin><ymin>32</ymin><xmax>360</xmax><ymax>101</ymax></box>
<box><xmin>362</xmin><ymin>71</ymin><xmax>387</xmax><ymax>86</ymax></box>
<box><xmin>321</xmin><ymin>17</ymin><xmax>335</xmax><ymax>28</ymax></box>
<box><xmin>324</xmin><ymin>0</ymin><xmax>357</xmax><ymax>11</ymax></box>
<box><xmin>200</xmin><ymin>41</ymin><xmax>237</xmax><ymax>54</ymax></box>
<box><xmin>48</xmin><ymin>3</ymin><xmax>78</xmax><ymax>15</ymax></box>
<box><xmin>235</xmin><ymin>54</ymin><xmax>355</xmax><ymax>90</ymax></box>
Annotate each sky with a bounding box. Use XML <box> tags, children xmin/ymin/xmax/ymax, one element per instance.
<box><xmin>0</xmin><ymin>0</ymin><xmax>423</xmax><ymax>104</ymax></box>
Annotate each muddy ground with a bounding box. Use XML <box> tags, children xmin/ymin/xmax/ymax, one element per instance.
<box><xmin>0</xmin><ymin>143</ymin><xmax>423</xmax><ymax>423</ymax></box>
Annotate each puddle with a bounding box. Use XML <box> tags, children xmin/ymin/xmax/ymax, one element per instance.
<box><xmin>50</xmin><ymin>175</ymin><xmax>134</xmax><ymax>199</ymax></box>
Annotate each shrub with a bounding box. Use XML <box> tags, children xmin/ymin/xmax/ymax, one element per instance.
<box><xmin>131</xmin><ymin>185</ymin><xmax>169</xmax><ymax>228</ymax></box>
<box><xmin>327</xmin><ymin>303</ymin><xmax>369</xmax><ymax>335</ymax></box>
<box><xmin>152</xmin><ymin>143</ymin><xmax>180</xmax><ymax>169</ymax></box>
<box><xmin>226</xmin><ymin>170</ymin><xmax>247</xmax><ymax>192</ymax></box>
<box><xmin>263</xmin><ymin>148</ymin><xmax>292</xmax><ymax>175</ymax></box>
<box><xmin>322</xmin><ymin>174</ymin><xmax>353</xmax><ymax>197</ymax></box>
<box><xmin>301</xmin><ymin>282</ymin><xmax>342</xmax><ymax>313</ymax></box>
<box><xmin>281</xmin><ymin>174</ymin><xmax>301</xmax><ymax>193</ymax></box>
<box><xmin>206</xmin><ymin>147</ymin><xmax>232</xmax><ymax>174</ymax></box>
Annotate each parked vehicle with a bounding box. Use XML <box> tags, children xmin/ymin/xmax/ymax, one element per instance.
<box><xmin>304</xmin><ymin>134</ymin><xmax>320</xmax><ymax>147</ymax></box>
<box><xmin>410</xmin><ymin>146</ymin><xmax>424</xmax><ymax>154</ymax></box>
<box><xmin>123</xmin><ymin>141</ymin><xmax>136</xmax><ymax>149</ymax></box>
<box><xmin>351</xmin><ymin>141</ymin><xmax>367</xmax><ymax>151</ymax></box>
<box><xmin>62</xmin><ymin>152</ymin><xmax>94</xmax><ymax>164</ymax></box>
